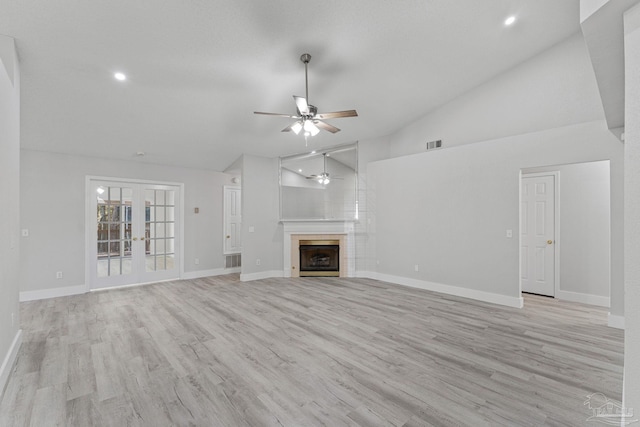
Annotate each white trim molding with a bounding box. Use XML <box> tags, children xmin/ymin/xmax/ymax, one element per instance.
<box><xmin>19</xmin><ymin>268</ymin><xmax>241</xmax><ymax>302</ymax></box>
<box><xmin>370</xmin><ymin>272</ymin><xmax>524</xmax><ymax>308</ymax></box>
<box><xmin>355</xmin><ymin>271</ymin><xmax>378</xmax><ymax>280</ymax></box>
<box><xmin>182</xmin><ymin>267</ymin><xmax>240</xmax><ymax>280</ymax></box>
<box><xmin>240</xmin><ymin>270</ymin><xmax>284</xmax><ymax>282</ymax></box>
<box><xmin>556</xmin><ymin>290</ymin><xmax>610</xmax><ymax>307</ymax></box>
<box><xmin>0</xmin><ymin>329</ymin><xmax>22</xmax><ymax>396</ymax></box>
<box><xmin>608</xmin><ymin>313</ymin><xmax>625</xmax><ymax>329</ymax></box>
<box><xmin>20</xmin><ymin>284</ymin><xmax>86</xmax><ymax>302</ymax></box>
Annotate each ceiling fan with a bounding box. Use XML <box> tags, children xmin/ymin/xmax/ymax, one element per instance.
<box><xmin>254</xmin><ymin>53</ymin><xmax>358</xmax><ymax>138</ymax></box>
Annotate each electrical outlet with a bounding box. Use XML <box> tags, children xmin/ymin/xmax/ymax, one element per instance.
<box><xmin>256</xmin><ymin>259</ymin><xmax>261</xmax><ymax>266</ymax></box>
<box><xmin>414</xmin><ymin>264</ymin><xmax>419</xmax><ymax>272</ymax></box>
<box><xmin>56</xmin><ymin>271</ymin><xmax>63</xmax><ymax>279</ymax></box>
<box><xmin>506</xmin><ymin>229</ymin><xmax>513</xmax><ymax>238</ymax></box>
<box><xmin>194</xmin><ymin>258</ymin><xmax>199</xmax><ymax>265</ymax></box>
<box><xmin>21</xmin><ymin>229</ymin><xmax>29</xmax><ymax>237</ymax></box>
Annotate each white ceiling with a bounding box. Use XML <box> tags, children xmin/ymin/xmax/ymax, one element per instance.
<box><xmin>1</xmin><ymin>0</ymin><xmax>582</xmax><ymax>171</ymax></box>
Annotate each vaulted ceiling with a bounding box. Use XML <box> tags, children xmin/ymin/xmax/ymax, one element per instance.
<box><xmin>1</xmin><ymin>1</ymin><xmax>582</xmax><ymax>171</ymax></box>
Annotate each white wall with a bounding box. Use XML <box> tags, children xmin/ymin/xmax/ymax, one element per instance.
<box><xmin>523</xmin><ymin>161</ymin><xmax>611</xmax><ymax>304</ymax></box>
<box><xmin>356</xmin><ymin>136</ymin><xmax>391</xmax><ymax>274</ymax></box>
<box><xmin>366</xmin><ymin>29</ymin><xmax>624</xmax><ymax>317</ymax></box>
<box><xmin>389</xmin><ymin>33</ymin><xmax>605</xmax><ymax>158</ymax></box>
<box><xmin>580</xmin><ymin>0</ymin><xmax>610</xmax><ymax>22</ymax></box>
<box><xmin>0</xmin><ymin>35</ymin><xmax>21</xmax><ymax>394</ymax></box>
<box><xmin>624</xmin><ymin>2</ymin><xmax>640</xmax><ymax>414</ymax></box>
<box><xmin>20</xmin><ymin>150</ymin><xmax>234</xmax><ymax>296</ymax></box>
<box><xmin>369</xmin><ymin>121</ymin><xmax>621</xmax><ymax>307</ymax></box>
<box><xmin>240</xmin><ymin>154</ymin><xmax>283</xmax><ymax>280</ymax></box>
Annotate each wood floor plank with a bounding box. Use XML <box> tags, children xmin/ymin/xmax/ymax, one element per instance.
<box><xmin>0</xmin><ymin>275</ymin><xmax>624</xmax><ymax>426</ymax></box>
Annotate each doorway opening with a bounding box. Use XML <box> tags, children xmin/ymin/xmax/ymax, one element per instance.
<box><xmin>519</xmin><ymin>161</ymin><xmax>611</xmax><ymax>306</ymax></box>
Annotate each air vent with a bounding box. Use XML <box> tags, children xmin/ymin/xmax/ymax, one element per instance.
<box><xmin>225</xmin><ymin>254</ymin><xmax>241</xmax><ymax>268</ymax></box>
<box><xmin>426</xmin><ymin>139</ymin><xmax>442</xmax><ymax>150</ymax></box>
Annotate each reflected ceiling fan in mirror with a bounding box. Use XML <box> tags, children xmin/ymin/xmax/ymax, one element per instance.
<box><xmin>305</xmin><ymin>153</ymin><xmax>341</xmax><ymax>185</ymax></box>
<box><xmin>254</xmin><ymin>53</ymin><xmax>358</xmax><ymax>143</ymax></box>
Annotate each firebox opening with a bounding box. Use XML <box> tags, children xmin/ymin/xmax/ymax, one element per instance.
<box><xmin>299</xmin><ymin>240</ymin><xmax>339</xmax><ymax>277</ymax></box>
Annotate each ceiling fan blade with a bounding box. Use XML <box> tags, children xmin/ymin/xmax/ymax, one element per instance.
<box><xmin>254</xmin><ymin>111</ymin><xmax>300</xmax><ymax>118</ymax></box>
<box><xmin>294</xmin><ymin>96</ymin><xmax>310</xmax><ymax>115</ymax></box>
<box><xmin>315</xmin><ymin>120</ymin><xmax>341</xmax><ymax>133</ymax></box>
<box><xmin>315</xmin><ymin>110</ymin><xmax>358</xmax><ymax>120</ymax></box>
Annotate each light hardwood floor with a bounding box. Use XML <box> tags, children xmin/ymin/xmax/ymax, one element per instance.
<box><xmin>0</xmin><ymin>275</ymin><xmax>623</xmax><ymax>426</ymax></box>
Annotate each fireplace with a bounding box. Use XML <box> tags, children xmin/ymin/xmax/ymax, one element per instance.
<box><xmin>283</xmin><ymin>222</ymin><xmax>354</xmax><ymax>278</ymax></box>
<box><xmin>299</xmin><ymin>240</ymin><xmax>339</xmax><ymax>277</ymax></box>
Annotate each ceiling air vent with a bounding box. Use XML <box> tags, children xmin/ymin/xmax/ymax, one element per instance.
<box><xmin>426</xmin><ymin>139</ymin><xmax>442</xmax><ymax>151</ymax></box>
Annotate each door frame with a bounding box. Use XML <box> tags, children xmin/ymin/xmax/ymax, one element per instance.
<box><xmin>519</xmin><ymin>171</ymin><xmax>560</xmax><ymax>298</ymax></box>
<box><xmin>84</xmin><ymin>175</ymin><xmax>185</xmax><ymax>291</ymax></box>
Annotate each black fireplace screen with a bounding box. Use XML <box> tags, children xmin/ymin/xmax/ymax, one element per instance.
<box><xmin>299</xmin><ymin>245</ymin><xmax>339</xmax><ymax>272</ymax></box>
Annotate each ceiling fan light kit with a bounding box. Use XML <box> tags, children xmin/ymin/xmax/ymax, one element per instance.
<box><xmin>254</xmin><ymin>53</ymin><xmax>357</xmax><ymax>142</ymax></box>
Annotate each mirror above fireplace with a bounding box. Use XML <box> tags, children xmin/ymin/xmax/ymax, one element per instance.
<box><xmin>279</xmin><ymin>143</ymin><xmax>358</xmax><ymax>221</ymax></box>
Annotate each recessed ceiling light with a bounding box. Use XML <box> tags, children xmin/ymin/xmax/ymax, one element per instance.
<box><xmin>504</xmin><ymin>16</ymin><xmax>516</xmax><ymax>26</ymax></box>
<box><xmin>311</xmin><ymin>151</ymin><xmax>316</xmax><ymax>154</ymax></box>
<box><xmin>114</xmin><ymin>72</ymin><xmax>126</xmax><ymax>81</ymax></box>
<box><xmin>298</xmin><ymin>169</ymin><xmax>302</xmax><ymax>173</ymax></box>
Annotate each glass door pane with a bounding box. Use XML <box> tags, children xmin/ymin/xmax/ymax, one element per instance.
<box><xmin>145</xmin><ymin>189</ymin><xmax>176</xmax><ymax>272</ymax></box>
<box><xmin>96</xmin><ymin>185</ymin><xmax>134</xmax><ymax>278</ymax></box>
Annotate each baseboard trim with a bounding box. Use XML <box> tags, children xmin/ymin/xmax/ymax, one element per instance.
<box><xmin>355</xmin><ymin>271</ymin><xmax>378</xmax><ymax>280</ymax></box>
<box><xmin>369</xmin><ymin>272</ymin><xmax>524</xmax><ymax>308</ymax></box>
<box><xmin>556</xmin><ymin>290</ymin><xmax>610</xmax><ymax>307</ymax></box>
<box><xmin>19</xmin><ymin>268</ymin><xmax>242</xmax><ymax>302</ymax></box>
<box><xmin>182</xmin><ymin>267</ymin><xmax>240</xmax><ymax>280</ymax></box>
<box><xmin>240</xmin><ymin>270</ymin><xmax>284</xmax><ymax>282</ymax></box>
<box><xmin>0</xmin><ymin>329</ymin><xmax>22</xmax><ymax>398</ymax></box>
<box><xmin>608</xmin><ymin>313</ymin><xmax>625</xmax><ymax>329</ymax></box>
<box><xmin>19</xmin><ymin>285</ymin><xmax>86</xmax><ymax>302</ymax></box>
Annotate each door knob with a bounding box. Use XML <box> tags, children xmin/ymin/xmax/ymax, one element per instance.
<box><xmin>132</xmin><ymin>237</ymin><xmax>138</xmax><ymax>241</ymax></box>
<box><xmin>547</xmin><ymin>240</ymin><xmax>553</xmax><ymax>244</ymax></box>
<box><xmin>226</xmin><ymin>235</ymin><xmax>230</xmax><ymax>239</ymax></box>
<box><xmin>141</xmin><ymin>237</ymin><xmax>146</xmax><ymax>241</ymax></box>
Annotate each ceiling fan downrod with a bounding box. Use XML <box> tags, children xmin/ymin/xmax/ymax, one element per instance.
<box><xmin>301</xmin><ymin>53</ymin><xmax>311</xmax><ymax>104</ymax></box>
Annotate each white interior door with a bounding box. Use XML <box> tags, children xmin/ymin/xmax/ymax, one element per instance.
<box><xmin>224</xmin><ymin>186</ymin><xmax>242</xmax><ymax>254</ymax></box>
<box><xmin>521</xmin><ymin>175</ymin><xmax>556</xmax><ymax>296</ymax></box>
<box><xmin>89</xmin><ymin>180</ymin><xmax>181</xmax><ymax>289</ymax></box>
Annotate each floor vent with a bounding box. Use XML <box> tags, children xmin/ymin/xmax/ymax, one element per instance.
<box><xmin>225</xmin><ymin>254</ymin><xmax>241</xmax><ymax>268</ymax></box>
<box><xmin>426</xmin><ymin>139</ymin><xmax>442</xmax><ymax>150</ymax></box>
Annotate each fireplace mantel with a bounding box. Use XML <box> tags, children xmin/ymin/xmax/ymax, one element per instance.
<box><xmin>282</xmin><ymin>220</ymin><xmax>356</xmax><ymax>278</ymax></box>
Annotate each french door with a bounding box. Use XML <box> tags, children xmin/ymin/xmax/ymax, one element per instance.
<box><xmin>88</xmin><ymin>179</ymin><xmax>181</xmax><ymax>290</ymax></box>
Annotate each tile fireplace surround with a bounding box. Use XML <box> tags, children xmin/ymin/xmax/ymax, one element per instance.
<box><xmin>282</xmin><ymin>221</ymin><xmax>355</xmax><ymax>278</ymax></box>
